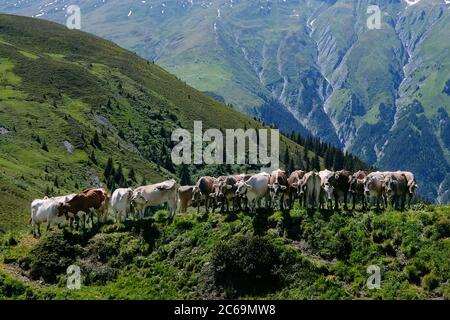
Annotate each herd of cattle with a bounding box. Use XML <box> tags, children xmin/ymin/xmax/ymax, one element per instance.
<box><xmin>29</xmin><ymin>169</ymin><xmax>417</xmax><ymax>237</ymax></box>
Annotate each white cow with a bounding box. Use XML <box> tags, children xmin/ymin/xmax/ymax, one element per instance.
<box><xmin>131</xmin><ymin>180</ymin><xmax>178</xmax><ymax>219</ymax></box>
<box><xmin>110</xmin><ymin>188</ymin><xmax>133</xmax><ymax>222</ymax></box>
<box><xmin>319</xmin><ymin>169</ymin><xmax>335</xmax><ymax>209</ymax></box>
<box><xmin>235</xmin><ymin>172</ymin><xmax>270</xmax><ymax>214</ymax></box>
<box><xmin>30</xmin><ymin>194</ymin><xmax>76</xmax><ymax>237</ymax></box>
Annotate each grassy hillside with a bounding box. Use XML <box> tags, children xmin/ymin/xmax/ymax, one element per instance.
<box><xmin>0</xmin><ymin>205</ymin><xmax>449</xmax><ymax>300</ymax></box>
<box><xmin>0</xmin><ymin>14</ymin><xmax>346</xmax><ymax>232</ymax></box>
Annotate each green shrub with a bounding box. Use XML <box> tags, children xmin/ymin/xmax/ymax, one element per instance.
<box><xmin>422</xmin><ymin>273</ymin><xmax>440</xmax><ymax>291</ymax></box>
<box><xmin>0</xmin><ymin>271</ymin><xmax>30</xmax><ymax>299</ymax></box>
<box><xmin>434</xmin><ymin>216</ymin><xmax>450</xmax><ymax>240</ymax></box>
<box><xmin>28</xmin><ymin>230</ymin><xmax>78</xmax><ymax>283</ymax></box>
<box><xmin>79</xmin><ymin>232</ymin><xmax>144</xmax><ymax>285</ymax></box>
<box><xmin>404</xmin><ymin>265</ymin><xmax>421</xmax><ymax>285</ymax></box>
<box><xmin>211</xmin><ymin>234</ymin><xmax>282</xmax><ymax>297</ymax></box>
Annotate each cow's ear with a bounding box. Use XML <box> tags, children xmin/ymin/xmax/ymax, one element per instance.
<box><xmin>209</xmin><ymin>193</ymin><xmax>216</xmax><ymax>198</ymax></box>
<box><xmin>292</xmin><ymin>183</ymin><xmax>298</xmax><ymax>188</ymax></box>
<box><xmin>245</xmin><ymin>183</ymin><xmax>253</xmax><ymax>190</ymax></box>
<box><xmin>226</xmin><ymin>185</ymin><xmax>233</xmax><ymax>190</ymax></box>
<box><xmin>280</xmin><ymin>185</ymin><xmax>287</xmax><ymax>190</ymax></box>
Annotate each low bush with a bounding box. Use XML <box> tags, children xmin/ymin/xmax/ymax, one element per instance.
<box><xmin>28</xmin><ymin>230</ymin><xmax>79</xmax><ymax>283</ymax></box>
<box><xmin>422</xmin><ymin>273</ymin><xmax>440</xmax><ymax>291</ymax></box>
<box><xmin>211</xmin><ymin>234</ymin><xmax>283</xmax><ymax>297</ymax></box>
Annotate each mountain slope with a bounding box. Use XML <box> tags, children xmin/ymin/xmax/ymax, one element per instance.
<box><xmin>0</xmin><ymin>14</ymin><xmax>358</xmax><ymax>232</ymax></box>
<box><xmin>3</xmin><ymin>0</ymin><xmax>447</xmax><ymax>202</ymax></box>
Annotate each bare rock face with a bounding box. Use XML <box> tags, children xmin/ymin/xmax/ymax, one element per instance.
<box><xmin>63</xmin><ymin>141</ymin><xmax>74</xmax><ymax>154</ymax></box>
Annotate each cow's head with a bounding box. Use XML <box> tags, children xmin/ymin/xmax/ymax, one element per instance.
<box><xmin>291</xmin><ymin>179</ymin><xmax>306</xmax><ymax>197</ymax></box>
<box><xmin>235</xmin><ymin>181</ymin><xmax>251</xmax><ymax>196</ymax></box>
<box><xmin>126</xmin><ymin>188</ymin><xmax>133</xmax><ymax>199</ymax></box>
<box><xmin>219</xmin><ymin>181</ymin><xmax>235</xmax><ymax>199</ymax></box>
<box><xmin>365</xmin><ymin>176</ymin><xmax>384</xmax><ymax>196</ymax></box>
<box><xmin>384</xmin><ymin>175</ymin><xmax>395</xmax><ymax>196</ymax></box>
<box><xmin>192</xmin><ymin>186</ymin><xmax>202</xmax><ymax>202</ymax></box>
<box><xmin>131</xmin><ymin>191</ymin><xmax>147</xmax><ymax>207</ymax></box>
<box><xmin>349</xmin><ymin>177</ymin><xmax>364</xmax><ymax>194</ymax></box>
<box><xmin>322</xmin><ymin>176</ymin><xmax>335</xmax><ymax>200</ymax></box>
<box><xmin>57</xmin><ymin>203</ymin><xmax>70</xmax><ymax>218</ymax></box>
<box><xmin>269</xmin><ymin>181</ymin><xmax>287</xmax><ymax>196</ymax></box>
<box><xmin>209</xmin><ymin>182</ymin><xmax>225</xmax><ymax>203</ymax></box>
<box><xmin>364</xmin><ymin>177</ymin><xmax>373</xmax><ymax>196</ymax></box>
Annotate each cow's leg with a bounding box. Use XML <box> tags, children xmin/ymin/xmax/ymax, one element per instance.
<box><xmin>289</xmin><ymin>191</ymin><xmax>293</xmax><ymax>210</ymax></box>
<box><xmin>205</xmin><ymin>198</ymin><xmax>209</xmax><ymax>214</ymax></box>
<box><xmin>251</xmin><ymin>199</ymin><xmax>256</xmax><ymax>214</ymax></box>
<box><xmin>31</xmin><ymin>221</ymin><xmax>36</xmax><ymax>238</ymax></box>
<box><xmin>408</xmin><ymin>194</ymin><xmax>413</xmax><ymax>208</ymax></box>
<box><xmin>89</xmin><ymin>210</ymin><xmax>95</xmax><ymax>226</ymax></box>
<box><xmin>37</xmin><ymin>223</ymin><xmax>41</xmax><ymax>237</ymax></box>
<box><xmin>46</xmin><ymin>219</ymin><xmax>51</xmax><ymax>232</ymax></box>
<box><xmin>343</xmin><ymin>193</ymin><xmax>348</xmax><ymax>211</ymax></box>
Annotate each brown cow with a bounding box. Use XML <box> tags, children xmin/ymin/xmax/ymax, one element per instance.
<box><xmin>384</xmin><ymin>172</ymin><xmax>408</xmax><ymax>211</ymax></box>
<box><xmin>364</xmin><ymin>172</ymin><xmax>387</xmax><ymax>210</ymax></box>
<box><xmin>57</xmin><ymin>188</ymin><xmax>109</xmax><ymax>229</ymax></box>
<box><xmin>178</xmin><ymin>186</ymin><xmax>194</xmax><ymax>213</ymax></box>
<box><xmin>192</xmin><ymin>176</ymin><xmax>216</xmax><ymax>214</ymax></box>
<box><xmin>213</xmin><ymin>175</ymin><xmax>239</xmax><ymax>214</ymax></box>
<box><xmin>349</xmin><ymin>171</ymin><xmax>368</xmax><ymax>210</ymax></box>
<box><xmin>268</xmin><ymin>169</ymin><xmax>289</xmax><ymax>210</ymax></box>
<box><xmin>287</xmin><ymin>170</ymin><xmax>306</xmax><ymax>208</ymax></box>
<box><xmin>333</xmin><ymin>170</ymin><xmax>352</xmax><ymax>210</ymax></box>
